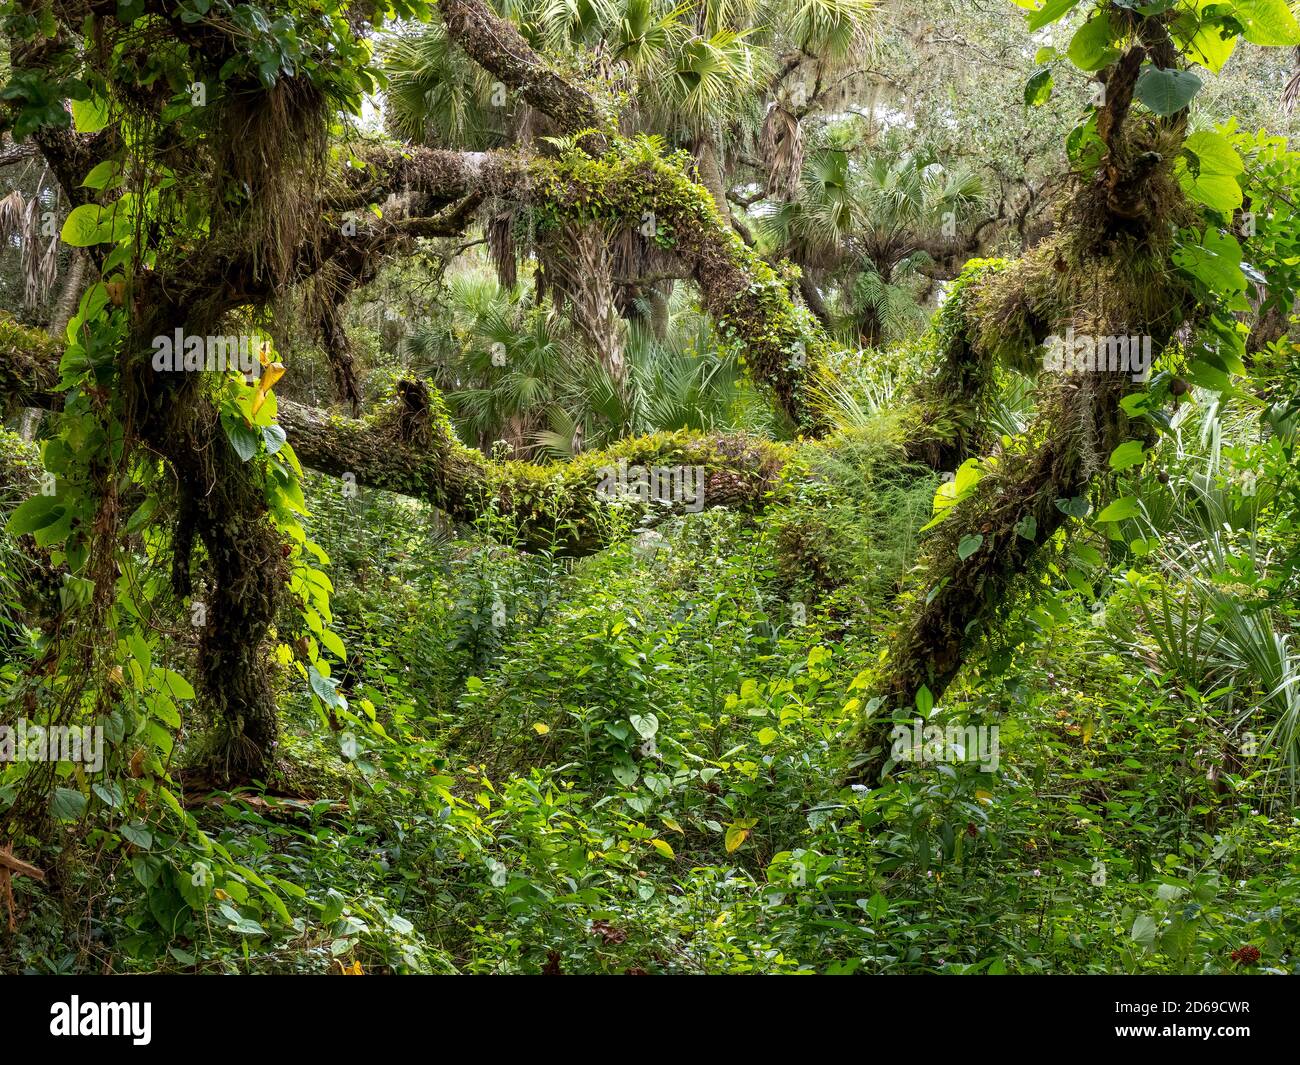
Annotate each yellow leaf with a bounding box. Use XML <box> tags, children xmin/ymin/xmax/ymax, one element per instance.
<box><xmin>1082</xmin><ymin>720</ymin><xmax>1094</xmax><ymax>745</ymax></box>
<box><xmin>533</xmin><ymin>722</ymin><xmax>549</xmax><ymax>735</ymax></box>
<box><xmin>251</xmin><ymin>362</ymin><xmax>286</xmax><ymax>418</ymax></box>
<box><xmin>660</xmin><ymin>816</ymin><xmax>684</xmax><ymax>834</ymax></box>
<box><xmin>342</xmin><ymin>960</ymin><xmax>363</xmax><ymax>975</ymax></box>
<box><xmin>649</xmin><ymin>838</ymin><xmax>674</xmax><ymax>858</ymax></box>
<box><xmin>975</xmin><ymin>789</ymin><xmax>993</xmax><ymax>804</ymax></box>
<box><xmin>724</xmin><ymin>825</ymin><xmax>750</xmax><ymax>853</ymax></box>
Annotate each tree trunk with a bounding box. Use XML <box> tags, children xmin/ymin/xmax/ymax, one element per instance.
<box><xmin>693</xmin><ymin>131</ymin><xmax>731</xmax><ymax>223</ymax></box>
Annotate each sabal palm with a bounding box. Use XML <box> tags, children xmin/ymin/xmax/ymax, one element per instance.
<box><xmin>854</xmin><ymin>154</ymin><xmax>985</xmax><ymax>279</ymax></box>
<box><xmin>763</xmin><ymin>147</ymin><xmax>983</xmax><ymax>344</ymax></box>
<box><xmin>404</xmin><ymin>274</ymin><xmax>567</xmax><ymax>451</ymax></box>
<box><xmin>403</xmin><ymin>269</ymin><xmax>767</xmax><ymax>455</ymax></box>
<box><xmin>384</xmin><ymin>0</ymin><xmax>875</xmax><ymax>148</ymax></box>
<box><xmin>762</xmin><ymin>147</ymin><xmax>859</xmax><ymax>267</ymax></box>
<box><xmin>383</xmin><ymin>24</ymin><xmax>505</xmax><ymax>148</ymax></box>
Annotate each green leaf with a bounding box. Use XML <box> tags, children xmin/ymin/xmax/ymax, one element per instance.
<box><xmin>320</xmin><ymin>890</ymin><xmax>346</xmax><ymax>925</ymax></box>
<box><xmin>93</xmin><ymin>782</ymin><xmax>125</xmax><ymax>809</ymax></box>
<box><xmin>1068</xmin><ymin>14</ymin><xmax>1121</xmax><ymax>72</ymax></box>
<box><xmin>1024</xmin><ymin>0</ymin><xmax>1081</xmax><ymax>32</ymax></box>
<box><xmin>126</xmin><ymin>630</ymin><xmax>152</xmax><ymax>672</ymax></box>
<box><xmin>319</xmin><ymin>628</ymin><xmax>346</xmax><ymax>660</ymax></box>
<box><xmin>915</xmin><ymin>684</ymin><xmax>934</xmax><ymax>717</ymax></box>
<box><xmin>865</xmin><ymin>892</ymin><xmax>889</xmax><ymax>921</ymax></box>
<box><xmin>32</xmin><ymin>507</ymin><xmax>71</xmax><ymax>548</ymax></box>
<box><xmin>262</xmin><ymin>423</ymin><xmax>287</xmax><ymax>455</ymax></box>
<box><xmin>1014</xmin><ymin>514</ymin><xmax>1037</xmax><ymax>540</ymax></box>
<box><xmin>1072</xmin><ymin>543</ymin><xmax>1103</xmax><ymax>567</ymax></box>
<box><xmin>224</xmin><ymin>415</ymin><xmax>262</xmax><ymax>462</ymax></box>
<box><xmin>71</xmin><ymin>96</ymin><xmax>109</xmax><ymax>134</ymax></box>
<box><xmin>1055</xmin><ymin>496</ymin><xmax>1091</xmax><ymax>519</ymax></box>
<box><xmin>629</xmin><ymin>712</ymin><xmax>658</xmax><ymax>739</ymax></box>
<box><xmin>148</xmin><ymin>693</ymin><xmax>181</xmax><ymax>728</ymax></box>
<box><xmin>1233</xmin><ymin>0</ymin><xmax>1300</xmax><ymax>46</ymax></box>
<box><xmin>1174</xmin><ymin>227</ymin><xmax>1247</xmax><ymax>294</ymax></box>
<box><xmin>52</xmin><ymin>787</ymin><xmax>87</xmax><ymax>820</ymax></box>
<box><xmin>612</xmin><ymin>758</ymin><xmax>638</xmax><ymax>787</ymax></box>
<box><xmin>1172</xmin><ymin>10</ymin><xmax>1238</xmax><ymax>72</ymax></box>
<box><xmin>1066</xmin><ymin>113</ymin><xmax>1104</xmax><ymax>171</ymax></box>
<box><xmin>648</xmin><ymin>838</ymin><xmax>674</xmax><ymax>858</ymax></box>
<box><xmin>1024</xmin><ymin>68</ymin><xmax>1054</xmax><ymax>106</ymax></box>
<box><xmin>309</xmin><ymin>665</ymin><xmax>347</xmax><ymax>710</ymax></box>
<box><xmin>6</xmin><ymin>494</ymin><xmax>62</xmax><ymax>535</ymax></box>
<box><xmin>1131</xmin><ymin>913</ymin><xmax>1158</xmax><ymax>945</ymax></box>
<box><xmin>81</xmin><ymin>160</ymin><xmax>120</xmax><ymax>190</ymax></box>
<box><xmin>1134</xmin><ymin>66</ymin><xmax>1201</xmax><ymax>116</ymax></box>
<box><xmin>1109</xmin><ymin>440</ymin><xmax>1147</xmax><ymax>471</ymax></box>
<box><xmin>724</xmin><ymin>821</ymin><xmax>754</xmax><ymax>853</ymax></box>
<box><xmin>1176</xmin><ymin>130</ymin><xmax>1244</xmax><ymax>212</ymax></box>
<box><xmin>61</xmin><ymin>203</ymin><xmax>105</xmax><ymax>247</ymax></box>
<box><xmin>1186</xmin><ymin>358</ymin><xmax>1232</xmax><ymax>391</ymax></box>
<box><xmin>957</xmin><ymin>533</ymin><xmax>984</xmax><ymax>560</ymax></box>
<box><xmin>1096</xmin><ymin>496</ymin><xmax>1141</xmax><ymax>522</ymax></box>
<box><xmin>151</xmin><ymin>668</ymin><xmax>195</xmax><ymax>700</ymax></box>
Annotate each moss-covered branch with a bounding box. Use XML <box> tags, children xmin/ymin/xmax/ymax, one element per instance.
<box><xmin>869</xmin><ymin>95</ymin><xmax>1197</xmax><ymax>745</ymax></box>
<box><xmin>527</xmin><ymin>141</ymin><xmax>835</xmax><ymax>433</ymax></box>
<box><xmin>298</xmin><ymin>139</ymin><xmax>837</xmax><ymax>431</ymax></box>
<box><xmin>279</xmin><ymin>383</ymin><xmax>789</xmax><ymax>555</ymax></box>
<box><xmin>899</xmin><ymin>249</ymin><xmax>1061</xmax><ymax>471</ymax></box>
<box><xmin>435</xmin><ymin>0</ymin><xmax>606</xmax><ymax>135</ymax></box>
<box><xmin>1</xmin><ymin>316</ymin><xmax>790</xmax><ymax>556</ymax></box>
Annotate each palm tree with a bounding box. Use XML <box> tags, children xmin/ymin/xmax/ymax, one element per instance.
<box><xmin>401</xmin><ymin>264</ymin><xmax>771</xmax><ymax>456</ymax></box>
<box><xmin>402</xmin><ymin>272</ymin><xmax>567</xmax><ymax>455</ymax></box>
<box><xmin>761</xmin><ymin>144</ymin><xmax>984</xmax><ymax>345</ymax></box>
<box><xmin>380</xmin><ymin>0</ymin><xmax>882</xmax><ymax>431</ymax></box>
<box><xmin>382</xmin><ymin>24</ymin><xmax>506</xmax><ymax>149</ymax></box>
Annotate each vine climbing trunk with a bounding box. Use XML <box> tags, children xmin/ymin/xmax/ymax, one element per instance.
<box><xmin>124</xmin><ymin>308</ymin><xmax>288</xmax><ymax>784</ymax></box>
<box><xmin>864</xmin><ymin>24</ymin><xmax>1196</xmax><ymax>774</ymax></box>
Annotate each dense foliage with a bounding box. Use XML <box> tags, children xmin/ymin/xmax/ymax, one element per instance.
<box><xmin>2</xmin><ymin>0</ymin><xmax>1300</xmax><ymax>977</ymax></box>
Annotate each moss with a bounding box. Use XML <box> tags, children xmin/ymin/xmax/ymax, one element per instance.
<box><xmin>868</xmin><ymin>110</ymin><xmax>1202</xmax><ymax>760</ymax></box>
<box><xmin>0</xmin><ymin>313</ymin><xmax>61</xmax><ymax>412</ymax></box>
<box><xmin>525</xmin><ymin>136</ymin><xmax>834</xmax><ymax>435</ymax></box>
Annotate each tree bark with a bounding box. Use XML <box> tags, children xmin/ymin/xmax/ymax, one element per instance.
<box><xmin>864</xmin><ymin>27</ymin><xmax>1196</xmax><ymax>775</ymax></box>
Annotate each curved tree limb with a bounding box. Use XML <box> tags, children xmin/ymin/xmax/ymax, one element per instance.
<box><xmin>864</xmin><ymin>24</ymin><xmax>1199</xmax><ymax>768</ymax></box>
<box><xmin>1</xmin><ymin>316</ymin><xmax>787</xmax><ymax>557</ymax></box>
<box><xmin>434</xmin><ymin>0</ymin><xmax>606</xmax><ymax>136</ymax></box>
